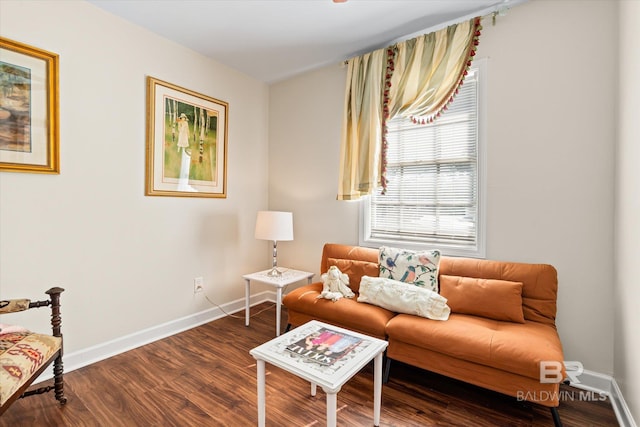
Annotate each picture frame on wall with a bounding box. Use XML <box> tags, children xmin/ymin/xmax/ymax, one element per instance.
<box><xmin>0</xmin><ymin>37</ymin><xmax>59</xmax><ymax>174</ymax></box>
<box><xmin>145</xmin><ymin>76</ymin><xmax>228</xmax><ymax>198</ymax></box>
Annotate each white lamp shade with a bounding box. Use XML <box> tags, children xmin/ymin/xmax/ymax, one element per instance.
<box><xmin>254</xmin><ymin>211</ymin><xmax>293</xmax><ymax>241</ymax></box>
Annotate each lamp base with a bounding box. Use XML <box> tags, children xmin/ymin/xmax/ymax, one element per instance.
<box><xmin>266</xmin><ymin>267</ymin><xmax>282</xmax><ymax>277</ymax></box>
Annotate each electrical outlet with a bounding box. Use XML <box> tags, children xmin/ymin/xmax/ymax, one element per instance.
<box><xmin>194</xmin><ymin>277</ymin><xmax>204</xmax><ymax>294</ymax></box>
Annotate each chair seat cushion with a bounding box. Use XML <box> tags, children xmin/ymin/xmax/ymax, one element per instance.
<box><xmin>0</xmin><ymin>332</ymin><xmax>62</xmax><ymax>406</ymax></box>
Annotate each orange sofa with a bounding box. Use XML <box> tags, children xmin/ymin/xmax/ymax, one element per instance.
<box><xmin>283</xmin><ymin>243</ymin><xmax>566</xmax><ymax>425</ymax></box>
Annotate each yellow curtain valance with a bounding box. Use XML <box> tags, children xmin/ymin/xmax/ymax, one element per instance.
<box><xmin>337</xmin><ymin>17</ymin><xmax>482</xmax><ymax>200</ymax></box>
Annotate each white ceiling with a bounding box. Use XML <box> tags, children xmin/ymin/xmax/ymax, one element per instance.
<box><xmin>88</xmin><ymin>0</ymin><xmax>524</xmax><ymax>84</ymax></box>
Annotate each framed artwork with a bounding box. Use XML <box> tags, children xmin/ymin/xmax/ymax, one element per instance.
<box><xmin>145</xmin><ymin>76</ymin><xmax>228</xmax><ymax>198</ymax></box>
<box><xmin>0</xmin><ymin>37</ymin><xmax>59</xmax><ymax>174</ymax></box>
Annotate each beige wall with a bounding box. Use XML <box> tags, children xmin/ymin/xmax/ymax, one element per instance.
<box><xmin>0</xmin><ymin>0</ymin><xmax>271</xmax><ymax>352</ymax></box>
<box><xmin>270</xmin><ymin>0</ymin><xmax>617</xmax><ymax>377</ymax></box>
<box><xmin>268</xmin><ymin>64</ymin><xmax>360</xmax><ymax>272</ymax></box>
<box><xmin>616</xmin><ymin>0</ymin><xmax>640</xmax><ymax>422</ymax></box>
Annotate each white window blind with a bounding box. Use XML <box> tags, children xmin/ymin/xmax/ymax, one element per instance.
<box><xmin>361</xmin><ymin>64</ymin><xmax>485</xmax><ymax>257</ymax></box>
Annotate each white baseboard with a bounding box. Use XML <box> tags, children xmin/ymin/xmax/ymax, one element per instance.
<box><xmin>36</xmin><ymin>290</ymin><xmax>276</xmax><ymax>382</ymax></box>
<box><xmin>610</xmin><ymin>378</ymin><xmax>638</xmax><ymax>427</ymax></box>
<box><xmin>567</xmin><ymin>369</ymin><xmax>636</xmax><ymax>427</ymax></box>
<box><xmin>570</xmin><ymin>368</ymin><xmax>614</xmax><ymax>394</ymax></box>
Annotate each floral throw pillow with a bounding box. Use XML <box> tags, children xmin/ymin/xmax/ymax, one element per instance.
<box><xmin>379</xmin><ymin>246</ymin><xmax>441</xmax><ymax>292</ymax></box>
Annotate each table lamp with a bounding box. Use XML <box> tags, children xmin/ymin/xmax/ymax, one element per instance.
<box><xmin>255</xmin><ymin>211</ymin><xmax>293</xmax><ymax>277</ymax></box>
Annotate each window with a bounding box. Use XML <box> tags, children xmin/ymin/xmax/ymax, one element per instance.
<box><xmin>360</xmin><ymin>60</ymin><xmax>486</xmax><ymax>258</ymax></box>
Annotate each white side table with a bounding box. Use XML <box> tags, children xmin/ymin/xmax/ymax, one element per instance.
<box><xmin>243</xmin><ymin>268</ymin><xmax>314</xmax><ymax>336</ymax></box>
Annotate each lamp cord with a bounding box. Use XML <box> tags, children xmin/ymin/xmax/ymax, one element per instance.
<box><xmin>202</xmin><ymin>286</ymin><xmax>288</xmax><ymax>319</ymax></box>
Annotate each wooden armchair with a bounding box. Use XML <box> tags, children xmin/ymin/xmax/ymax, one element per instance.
<box><xmin>0</xmin><ymin>287</ymin><xmax>67</xmax><ymax>415</ymax></box>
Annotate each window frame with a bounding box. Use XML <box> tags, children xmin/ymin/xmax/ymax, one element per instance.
<box><xmin>359</xmin><ymin>58</ymin><xmax>487</xmax><ymax>258</ymax></box>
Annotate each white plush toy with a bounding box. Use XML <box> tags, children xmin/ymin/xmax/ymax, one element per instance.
<box><xmin>317</xmin><ymin>265</ymin><xmax>355</xmax><ymax>301</ymax></box>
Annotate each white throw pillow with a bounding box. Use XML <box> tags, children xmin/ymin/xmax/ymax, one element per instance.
<box><xmin>357</xmin><ymin>276</ymin><xmax>450</xmax><ymax>321</ymax></box>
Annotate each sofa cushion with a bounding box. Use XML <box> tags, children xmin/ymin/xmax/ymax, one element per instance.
<box><xmin>385</xmin><ymin>313</ymin><xmax>564</xmax><ymax>380</ymax></box>
<box><xmin>358</xmin><ymin>276</ymin><xmax>450</xmax><ymax>320</ymax></box>
<box><xmin>439</xmin><ymin>257</ymin><xmax>558</xmax><ymax>326</ymax></box>
<box><xmin>326</xmin><ymin>258</ymin><xmax>379</xmax><ymax>293</ymax></box>
<box><xmin>439</xmin><ymin>275</ymin><xmax>525</xmax><ymax>323</ymax></box>
<box><xmin>379</xmin><ymin>246</ymin><xmax>440</xmax><ymax>292</ymax></box>
<box><xmin>282</xmin><ymin>282</ymin><xmax>395</xmax><ymax>339</ymax></box>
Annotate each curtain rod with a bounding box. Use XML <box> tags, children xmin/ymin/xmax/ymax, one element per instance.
<box><xmin>388</xmin><ymin>0</ymin><xmax>525</xmax><ymax>45</ymax></box>
<box><xmin>340</xmin><ymin>0</ymin><xmax>529</xmax><ymax>66</ymax></box>
<box><xmin>341</xmin><ymin>0</ymin><xmax>526</xmax><ymax>65</ymax></box>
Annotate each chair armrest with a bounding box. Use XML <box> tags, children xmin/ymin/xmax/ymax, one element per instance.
<box><xmin>0</xmin><ymin>287</ymin><xmax>64</xmax><ymax>338</ymax></box>
<box><xmin>0</xmin><ymin>299</ymin><xmax>31</xmax><ymax>314</ymax></box>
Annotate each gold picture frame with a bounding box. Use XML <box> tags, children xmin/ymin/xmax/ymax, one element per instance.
<box><xmin>0</xmin><ymin>37</ymin><xmax>59</xmax><ymax>174</ymax></box>
<box><xmin>145</xmin><ymin>76</ymin><xmax>228</xmax><ymax>198</ymax></box>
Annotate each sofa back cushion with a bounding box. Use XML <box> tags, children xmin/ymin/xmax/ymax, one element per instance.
<box><xmin>439</xmin><ymin>275</ymin><xmax>525</xmax><ymax>323</ymax></box>
<box><xmin>320</xmin><ymin>244</ymin><xmax>558</xmax><ymax>326</ymax></box>
<box><xmin>322</xmin><ymin>244</ymin><xmax>379</xmax><ymax>293</ymax></box>
<box><xmin>439</xmin><ymin>257</ymin><xmax>558</xmax><ymax>326</ymax></box>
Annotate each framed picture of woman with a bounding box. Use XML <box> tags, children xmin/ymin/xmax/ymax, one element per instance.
<box><xmin>145</xmin><ymin>76</ymin><xmax>228</xmax><ymax>198</ymax></box>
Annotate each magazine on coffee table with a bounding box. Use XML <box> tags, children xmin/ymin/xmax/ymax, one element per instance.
<box><xmin>250</xmin><ymin>320</ymin><xmax>388</xmax><ymax>386</ymax></box>
<box><xmin>285</xmin><ymin>327</ymin><xmax>362</xmax><ymax>366</ymax></box>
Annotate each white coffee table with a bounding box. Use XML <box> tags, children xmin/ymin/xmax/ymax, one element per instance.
<box><xmin>250</xmin><ymin>320</ymin><xmax>388</xmax><ymax>427</ymax></box>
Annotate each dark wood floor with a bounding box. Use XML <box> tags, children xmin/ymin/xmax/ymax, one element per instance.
<box><xmin>1</xmin><ymin>303</ymin><xmax>618</xmax><ymax>426</ymax></box>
